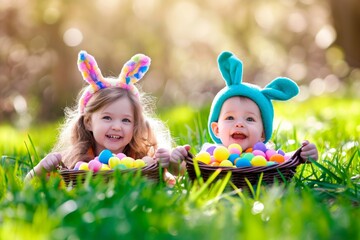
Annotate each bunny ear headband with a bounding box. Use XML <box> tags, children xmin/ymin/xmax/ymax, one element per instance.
<box><xmin>77</xmin><ymin>50</ymin><xmax>151</xmax><ymax>113</ymax></box>
<box><xmin>208</xmin><ymin>51</ymin><xmax>299</xmax><ymax>143</ymax></box>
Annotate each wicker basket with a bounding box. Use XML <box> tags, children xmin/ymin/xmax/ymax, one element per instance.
<box><xmin>186</xmin><ymin>147</ymin><xmax>303</xmax><ymax>190</ymax></box>
<box><xmin>59</xmin><ymin>162</ymin><xmax>160</xmax><ymax>186</ymax></box>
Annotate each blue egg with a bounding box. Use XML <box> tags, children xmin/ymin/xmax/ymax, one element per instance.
<box><xmin>266</xmin><ymin>161</ymin><xmax>278</xmax><ymax>166</ymax></box>
<box><xmin>98</xmin><ymin>149</ymin><xmax>113</xmax><ymax>164</ymax></box>
<box><xmin>235</xmin><ymin>158</ymin><xmax>252</xmax><ymax>168</ymax></box>
<box><xmin>228</xmin><ymin>153</ymin><xmax>240</xmax><ymax>163</ymax></box>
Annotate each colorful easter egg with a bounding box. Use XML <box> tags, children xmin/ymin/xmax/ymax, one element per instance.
<box><xmin>194</xmin><ymin>152</ymin><xmax>211</xmax><ymax>164</ymax></box>
<box><xmin>100</xmin><ymin>164</ymin><xmax>111</xmax><ymax>171</ymax></box>
<box><xmin>142</xmin><ymin>156</ymin><xmax>155</xmax><ymax>165</ymax></box>
<box><xmin>228</xmin><ymin>143</ymin><xmax>242</xmax><ymax>154</ymax></box>
<box><xmin>116</xmin><ymin>153</ymin><xmax>126</xmax><ymax>160</ymax></box>
<box><xmin>235</xmin><ymin>158</ymin><xmax>252</xmax><ymax>168</ymax></box>
<box><xmin>245</xmin><ymin>148</ymin><xmax>253</xmax><ymax>153</ymax></box>
<box><xmin>253</xmin><ymin>142</ymin><xmax>267</xmax><ymax>153</ymax></box>
<box><xmin>120</xmin><ymin>157</ymin><xmax>135</xmax><ymax>168</ymax></box>
<box><xmin>250</xmin><ymin>156</ymin><xmax>267</xmax><ymax>166</ymax></box>
<box><xmin>113</xmin><ymin>164</ymin><xmax>127</xmax><ymax>170</ymax></box>
<box><xmin>213</xmin><ymin>146</ymin><xmax>230</xmax><ymax>162</ymax></box>
<box><xmin>270</xmin><ymin>154</ymin><xmax>285</xmax><ymax>163</ymax></box>
<box><xmin>241</xmin><ymin>152</ymin><xmax>255</xmax><ymax>161</ymax></box>
<box><xmin>79</xmin><ymin>162</ymin><xmax>89</xmax><ymax>171</ymax></box>
<box><xmin>265</xmin><ymin>149</ymin><xmax>276</xmax><ymax>161</ymax></box>
<box><xmin>266</xmin><ymin>161</ymin><xmax>278</xmax><ymax>166</ymax></box>
<box><xmin>206</xmin><ymin>146</ymin><xmax>216</xmax><ymax>155</ymax></box>
<box><xmin>228</xmin><ymin>153</ymin><xmax>240</xmax><ymax>164</ymax></box>
<box><xmin>108</xmin><ymin>156</ymin><xmax>121</xmax><ymax>169</ymax></box>
<box><xmin>219</xmin><ymin>160</ymin><xmax>233</xmax><ymax>167</ymax></box>
<box><xmin>88</xmin><ymin>159</ymin><xmax>102</xmax><ymax>172</ymax></box>
<box><xmin>252</xmin><ymin>149</ymin><xmax>266</xmax><ymax>158</ymax></box>
<box><xmin>134</xmin><ymin>159</ymin><xmax>146</xmax><ymax>168</ymax></box>
<box><xmin>74</xmin><ymin>161</ymin><xmax>85</xmax><ymax>170</ymax></box>
<box><xmin>99</xmin><ymin>149</ymin><xmax>113</xmax><ymax>164</ymax></box>
<box><xmin>277</xmin><ymin>149</ymin><xmax>285</xmax><ymax>156</ymax></box>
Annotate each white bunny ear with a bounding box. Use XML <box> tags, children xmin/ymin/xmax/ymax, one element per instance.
<box><xmin>217</xmin><ymin>51</ymin><xmax>243</xmax><ymax>86</ymax></box>
<box><xmin>77</xmin><ymin>50</ymin><xmax>106</xmax><ymax>91</ymax></box>
<box><xmin>118</xmin><ymin>54</ymin><xmax>151</xmax><ymax>85</ymax></box>
<box><xmin>261</xmin><ymin>77</ymin><xmax>299</xmax><ymax>101</ymax></box>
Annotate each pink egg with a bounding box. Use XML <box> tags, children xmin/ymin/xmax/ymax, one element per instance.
<box><xmin>252</xmin><ymin>149</ymin><xmax>266</xmax><ymax>158</ymax></box>
<box><xmin>94</xmin><ymin>156</ymin><xmax>100</xmax><ymax>162</ymax></box>
<box><xmin>229</xmin><ymin>148</ymin><xmax>241</xmax><ymax>155</ymax></box>
<box><xmin>265</xmin><ymin>149</ymin><xmax>276</xmax><ymax>161</ymax></box>
<box><xmin>116</xmin><ymin>153</ymin><xmax>126</xmax><ymax>160</ymax></box>
<box><xmin>88</xmin><ymin>159</ymin><xmax>102</xmax><ymax>173</ymax></box>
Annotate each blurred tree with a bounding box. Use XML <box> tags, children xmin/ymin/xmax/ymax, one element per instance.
<box><xmin>330</xmin><ymin>0</ymin><xmax>360</xmax><ymax>67</ymax></box>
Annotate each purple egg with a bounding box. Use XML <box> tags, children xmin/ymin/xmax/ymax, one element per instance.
<box><xmin>253</xmin><ymin>142</ymin><xmax>267</xmax><ymax>153</ymax></box>
<box><xmin>277</xmin><ymin>149</ymin><xmax>285</xmax><ymax>156</ymax></box>
<box><xmin>206</xmin><ymin>146</ymin><xmax>216</xmax><ymax>155</ymax></box>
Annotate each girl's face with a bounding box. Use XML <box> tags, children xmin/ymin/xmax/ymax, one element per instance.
<box><xmin>211</xmin><ymin>97</ymin><xmax>264</xmax><ymax>150</ymax></box>
<box><xmin>85</xmin><ymin>96</ymin><xmax>135</xmax><ymax>155</ymax></box>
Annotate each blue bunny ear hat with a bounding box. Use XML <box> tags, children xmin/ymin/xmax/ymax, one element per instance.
<box><xmin>208</xmin><ymin>51</ymin><xmax>300</xmax><ymax>144</ymax></box>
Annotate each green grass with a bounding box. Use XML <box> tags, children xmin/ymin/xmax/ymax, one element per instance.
<box><xmin>0</xmin><ymin>95</ymin><xmax>359</xmax><ymax>239</ymax></box>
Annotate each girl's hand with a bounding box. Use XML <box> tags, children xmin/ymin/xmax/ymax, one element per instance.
<box><xmin>169</xmin><ymin>145</ymin><xmax>190</xmax><ymax>175</ymax></box>
<box><xmin>154</xmin><ymin>148</ymin><xmax>171</xmax><ymax>168</ymax></box>
<box><xmin>25</xmin><ymin>153</ymin><xmax>62</xmax><ymax>180</ymax></box>
<box><xmin>300</xmin><ymin>140</ymin><xmax>319</xmax><ymax>162</ymax></box>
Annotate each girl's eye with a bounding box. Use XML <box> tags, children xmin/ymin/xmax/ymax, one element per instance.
<box><xmin>122</xmin><ymin>118</ymin><xmax>131</xmax><ymax>123</ymax></box>
<box><xmin>102</xmin><ymin>116</ymin><xmax>111</xmax><ymax>120</ymax></box>
<box><xmin>225</xmin><ymin>116</ymin><xmax>234</xmax><ymax>120</ymax></box>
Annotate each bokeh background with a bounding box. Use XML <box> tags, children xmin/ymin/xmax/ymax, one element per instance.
<box><xmin>1</xmin><ymin>0</ymin><xmax>359</xmax><ymax>129</ymax></box>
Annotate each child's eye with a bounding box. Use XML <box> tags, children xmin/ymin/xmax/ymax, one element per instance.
<box><xmin>102</xmin><ymin>116</ymin><xmax>111</xmax><ymax>120</ymax></box>
<box><xmin>246</xmin><ymin>117</ymin><xmax>255</xmax><ymax>122</ymax></box>
<box><xmin>122</xmin><ymin>118</ymin><xmax>131</xmax><ymax>123</ymax></box>
<box><xmin>225</xmin><ymin>116</ymin><xmax>234</xmax><ymax>120</ymax></box>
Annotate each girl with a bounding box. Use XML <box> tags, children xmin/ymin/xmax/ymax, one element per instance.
<box><xmin>25</xmin><ymin>51</ymin><xmax>172</xmax><ymax>180</ymax></box>
<box><xmin>169</xmin><ymin>51</ymin><xmax>318</xmax><ymax>175</ymax></box>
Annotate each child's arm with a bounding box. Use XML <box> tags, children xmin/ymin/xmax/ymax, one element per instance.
<box><xmin>169</xmin><ymin>145</ymin><xmax>190</xmax><ymax>176</ymax></box>
<box><xmin>25</xmin><ymin>153</ymin><xmax>62</xmax><ymax>181</ymax></box>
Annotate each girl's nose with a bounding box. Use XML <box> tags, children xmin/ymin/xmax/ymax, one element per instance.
<box><xmin>112</xmin><ymin>122</ymin><xmax>122</xmax><ymax>130</ymax></box>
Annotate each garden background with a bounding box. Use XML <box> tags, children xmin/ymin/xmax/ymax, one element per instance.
<box><xmin>0</xmin><ymin>0</ymin><xmax>359</xmax><ymax>239</ymax></box>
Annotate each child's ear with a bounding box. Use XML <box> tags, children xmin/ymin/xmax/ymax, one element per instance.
<box><xmin>84</xmin><ymin>117</ymin><xmax>92</xmax><ymax>131</ymax></box>
<box><xmin>261</xmin><ymin>132</ymin><xmax>265</xmax><ymax>142</ymax></box>
<box><xmin>211</xmin><ymin>122</ymin><xmax>220</xmax><ymax>137</ymax></box>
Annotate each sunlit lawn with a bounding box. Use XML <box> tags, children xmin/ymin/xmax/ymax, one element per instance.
<box><xmin>0</xmin><ymin>95</ymin><xmax>359</xmax><ymax>239</ymax></box>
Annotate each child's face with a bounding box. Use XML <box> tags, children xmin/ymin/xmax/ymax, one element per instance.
<box><xmin>211</xmin><ymin>97</ymin><xmax>264</xmax><ymax>150</ymax></box>
<box><xmin>85</xmin><ymin>96</ymin><xmax>135</xmax><ymax>155</ymax></box>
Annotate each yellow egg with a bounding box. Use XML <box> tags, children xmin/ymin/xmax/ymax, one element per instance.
<box><xmin>79</xmin><ymin>162</ymin><xmax>89</xmax><ymax>171</ymax></box>
<box><xmin>213</xmin><ymin>146</ymin><xmax>230</xmax><ymax>162</ymax></box>
<box><xmin>219</xmin><ymin>160</ymin><xmax>233</xmax><ymax>167</ymax></box>
<box><xmin>100</xmin><ymin>164</ymin><xmax>111</xmax><ymax>171</ymax></box>
<box><xmin>108</xmin><ymin>156</ymin><xmax>121</xmax><ymax>169</ymax></box>
<box><xmin>250</xmin><ymin>156</ymin><xmax>267</xmax><ymax>166</ymax></box>
<box><xmin>120</xmin><ymin>157</ymin><xmax>135</xmax><ymax>168</ymax></box>
<box><xmin>134</xmin><ymin>159</ymin><xmax>146</xmax><ymax>168</ymax></box>
<box><xmin>194</xmin><ymin>152</ymin><xmax>211</xmax><ymax>164</ymax></box>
